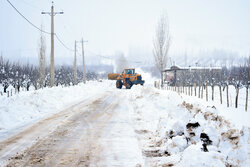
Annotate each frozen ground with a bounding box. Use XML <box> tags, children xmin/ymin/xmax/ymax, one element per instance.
<box><xmin>0</xmin><ymin>78</ymin><xmax>249</xmax><ymax>166</ymax></box>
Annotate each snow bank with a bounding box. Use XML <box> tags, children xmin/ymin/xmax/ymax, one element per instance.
<box><xmin>128</xmin><ymin>85</ymin><xmax>250</xmax><ymax>167</ymax></box>
<box><xmin>180</xmin><ymin>89</ymin><xmax>250</xmax><ymax>128</ymax></box>
<box><xmin>0</xmin><ymin>81</ymin><xmax>113</xmax><ymax>140</ymax></box>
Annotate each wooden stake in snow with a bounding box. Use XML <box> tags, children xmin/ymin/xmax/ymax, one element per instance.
<box><xmin>235</xmin><ymin>87</ymin><xmax>239</xmax><ymax>108</ymax></box>
<box><xmin>246</xmin><ymin>87</ymin><xmax>248</xmax><ymax>111</ymax></box>
<box><xmin>219</xmin><ymin>85</ymin><xmax>222</xmax><ymax>104</ymax></box>
<box><xmin>212</xmin><ymin>85</ymin><xmax>214</xmax><ymax>101</ymax></box>
<box><xmin>7</xmin><ymin>91</ymin><xmax>9</xmax><ymax>97</ymax></box>
<box><xmin>191</xmin><ymin>86</ymin><xmax>193</xmax><ymax>96</ymax></box>
<box><xmin>201</xmin><ymin>84</ymin><xmax>203</xmax><ymax>99</ymax></box>
<box><xmin>206</xmin><ymin>81</ymin><xmax>208</xmax><ymax>102</ymax></box>
<box><xmin>227</xmin><ymin>84</ymin><xmax>229</xmax><ymax>107</ymax></box>
<box><xmin>194</xmin><ymin>83</ymin><xmax>197</xmax><ymax>96</ymax></box>
<box><xmin>198</xmin><ymin>84</ymin><xmax>201</xmax><ymax>98</ymax></box>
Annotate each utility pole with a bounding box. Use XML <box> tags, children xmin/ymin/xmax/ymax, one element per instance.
<box><xmin>42</xmin><ymin>1</ymin><xmax>63</xmax><ymax>87</ymax></box>
<box><xmin>73</xmin><ymin>40</ymin><xmax>77</xmax><ymax>85</ymax></box>
<box><xmin>76</xmin><ymin>39</ymin><xmax>88</xmax><ymax>84</ymax></box>
<box><xmin>81</xmin><ymin>38</ymin><xmax>88</xmax><ymax>84</ymax></box>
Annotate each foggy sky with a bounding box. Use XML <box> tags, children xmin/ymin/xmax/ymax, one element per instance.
<box><xmin>1</xmin><ymin>0</ymin><xmax>250</xmax><ymax>65</ymax></box>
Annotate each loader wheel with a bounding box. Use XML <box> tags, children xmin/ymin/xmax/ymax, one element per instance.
<box><xmin>125</xmin><ymin>81</ymin><xmax>132</xmax><ymax>89</ymax></box>
<box><xmin>116</xmin><ymin>80</ymin><xmax>122</xmax><ymax>89</ymax></box>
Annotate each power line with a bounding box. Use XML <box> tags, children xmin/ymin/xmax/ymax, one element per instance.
<box><xmin>6</xmin><ymin>0</ymin><xmax>74</xmax><ymax>52</ymax></box>
<box><xmin>55</xmin><ymin>33</ymin><xmax>74</xmax><ymax>52</ymax></box>
<box><xmin>6</xmin><ymin>0</ymin><xmax>51</xmax><ymax>34</ymax></box>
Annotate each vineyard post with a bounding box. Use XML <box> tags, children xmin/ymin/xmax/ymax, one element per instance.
<box><xmin>226</xmin><ymin>84</ymin><xmax>229</xmax><ymax>107</ymax></box>
<box><xmin>235</xmin><ymin>86</ymin><xmax>239</xmax><ymax>108</ymax></box>
<box><xmin>191</xmin><ymin>85</ymin><xmax>193</xmax><ymax>96</ymax></box>
<box><xmin>201</xmin><ymin>83</ymin><xmax>204</xmax><ymax>99</ymax></box>
<box><xmin>212</xmin><ymin>84</ymin><xmax>214</xmax><ymax>101</ymax></box>
<box><xmin>219</xmin><ymin>85</ymin><xmax>222</xmax><ymax>104</ymax></box>
<box><xmin>246</xmin><ymin>86</ymin><xmax>248</xmax><ymax>111</ymax></box>
<box><xmin>194</xmin><ymin>83</ymin><xmax>197</xmax><ymax>96</ymax></box>
<box><xmin>198</xmin><ymin>84</ymin><xmax>200</xmax><ymax>98</ymax></box>
<box><xmin>206</xmin><ymin>81</ymin><xmax>208</xmax><ymax>101</ymax></box>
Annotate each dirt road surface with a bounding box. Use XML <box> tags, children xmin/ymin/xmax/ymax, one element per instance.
<box><xmin>0</xmin><ymin>91</ymin><xmax>143</xmax><ymax>167</ymax></box>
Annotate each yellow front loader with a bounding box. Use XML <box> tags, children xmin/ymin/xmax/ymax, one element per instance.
<box><xmin>108</xmin><ymin>68</ymin><xmax>145</xmax><ymax>89</ymax></box>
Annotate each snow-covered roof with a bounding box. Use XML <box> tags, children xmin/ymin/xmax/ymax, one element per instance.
<box><xmin>181</xmin><ymin>66</ymin><xmax>222</xmax><ymax>70</ymax></box>
<box><xmin>164</xmin><ymin>66</ymin><xmax>222</xmax><ymax>71</ymax></box>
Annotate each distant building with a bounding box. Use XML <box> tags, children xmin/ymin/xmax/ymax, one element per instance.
<box><xmin>163</xmin><ymin>65</ymin><xmax>222</xmax><ymax>86</ymax></box>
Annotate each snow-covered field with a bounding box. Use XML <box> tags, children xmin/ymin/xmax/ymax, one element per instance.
<box><xmin>0</xmin><ymin>78</ymin><xmax>249</xmax><ymax>166</ymax></box>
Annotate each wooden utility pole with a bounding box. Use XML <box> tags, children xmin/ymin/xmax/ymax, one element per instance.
<box><xmin>82</xmin><ymin>38</ymin><xmax>86</xmax><ymax>84</ymax></box>
<box><xmin>50</xmin><ymin>5</ymin><xmax>54</xmax><ymax>87</ymax></box>
<box><xmin>81</xmin><ymin>38</ymin><xmax>88</xmax><ymax>84</ymax></box>
<box><xmin>42</xmin><ymin>2</ymin><xmax>63</xmax><ymax>87</ymax></box>
<box><xmin>73</xmin><ymin>40</ymin><xmax>77</xmax><ymax>85</ymax></box>
<box><xmin>75</xmin><ymin>39</ymin><xmax>88</xmax><ymax>84</ymax></box>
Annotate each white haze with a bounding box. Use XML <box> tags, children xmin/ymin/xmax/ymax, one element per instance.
<box><xmin>0</xmin><ymin>0</ymin><xmax>249</xmax><ymax>67</ymax></box>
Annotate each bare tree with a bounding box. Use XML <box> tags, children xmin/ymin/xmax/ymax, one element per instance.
<box><xmin>153</xmin><ymin>14</ymin><xmax>171</xmax><ymax>87</ymax></box>
<box><xmin>38</xmin><ymin>25</ymin><xmax>46</xmax><ymax>88</ymax></box>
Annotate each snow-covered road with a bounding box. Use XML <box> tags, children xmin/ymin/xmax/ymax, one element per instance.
<box><xmin>0</xmin><ymin>81</ymin><xmax>249</xmax><ymax>167</ymax></box>
<box><xmin>0</xmin><ymin>89</ymin><xmax>144</xmax><ymax>167</ymax></box>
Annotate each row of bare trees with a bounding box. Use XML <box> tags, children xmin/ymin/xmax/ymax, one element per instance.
<box><xmin>0</xmin><ymin>56</ymin><xmax>106</xmax><ymax>92</ymax></box>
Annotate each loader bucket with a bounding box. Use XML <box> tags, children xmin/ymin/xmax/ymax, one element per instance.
<box><xmin>108</xmin><ymin>73</ymin><xmax>120</xmax><ymax>80</ymax></box>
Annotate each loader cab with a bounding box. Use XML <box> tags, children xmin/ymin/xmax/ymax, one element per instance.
<box><xmin>124</xmin><ymin>69</ymin><xmax>135</xmax><ymax>75</ymax></box>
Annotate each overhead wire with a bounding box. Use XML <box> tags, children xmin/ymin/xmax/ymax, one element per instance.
<box><xmin>54</xmin><ymin>33</ymin><xmax>74</xmax><ymax>52</ymax></box>
<box><xmin>6</xmin><ymin>0</ymin><xmax>51</xmax><ymax>34</ymax></box>
<box><xmin>6</xmin><ymin>0</ymin><xmax>153</xmax><ymax>65</ymax></box>
<box><xmin>6</xmin><ymin>0</ymin><xmax>74</xmax><ymax>52</ymax></box>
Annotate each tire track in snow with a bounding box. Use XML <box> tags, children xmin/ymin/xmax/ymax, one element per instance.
<box><xmin>1</xmin><ymin>92</ymin><xmax>119</xmax><ymax>167</ymax></box>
